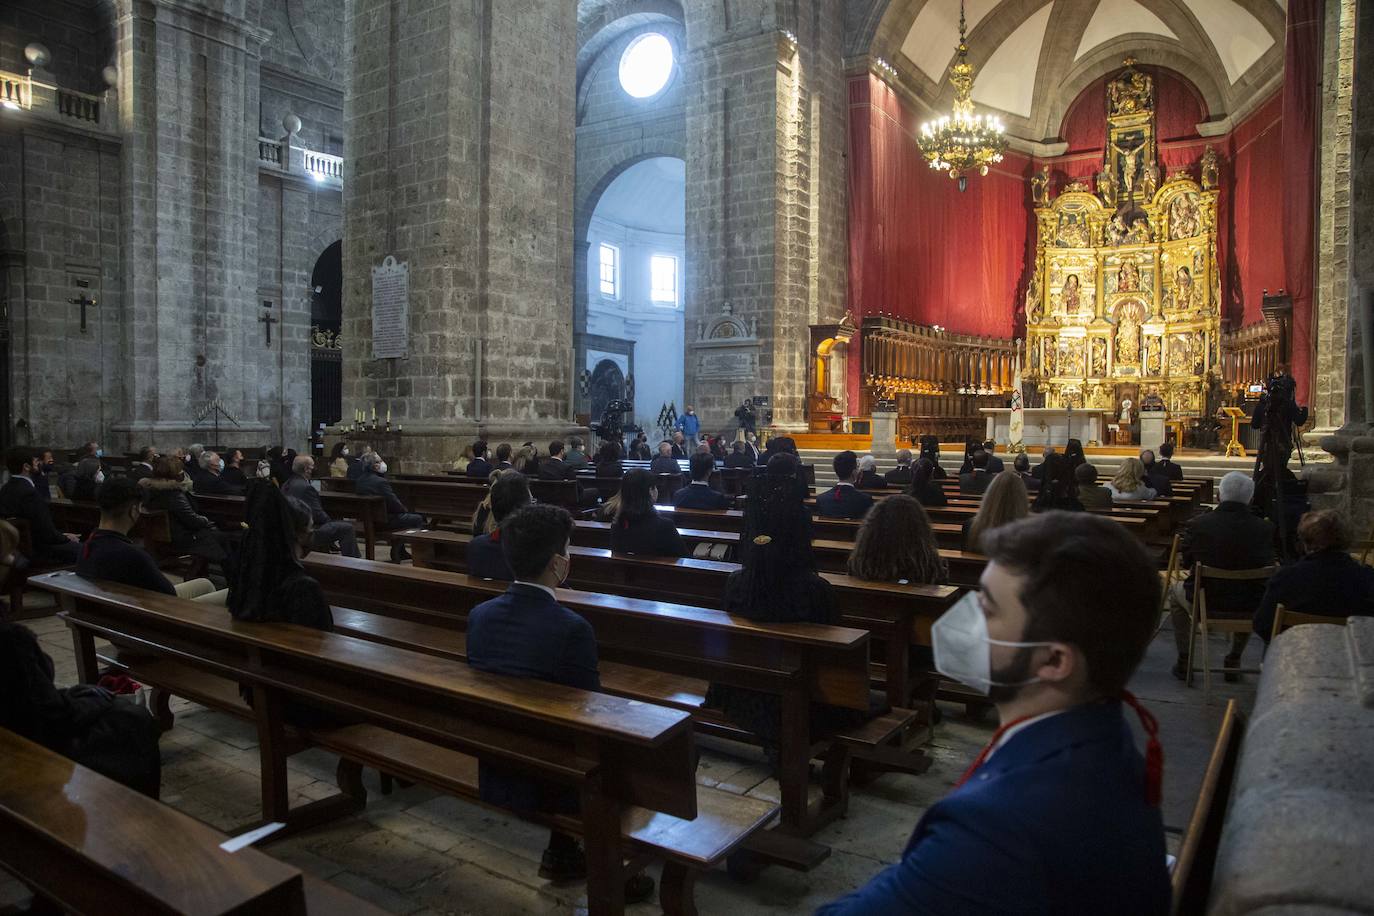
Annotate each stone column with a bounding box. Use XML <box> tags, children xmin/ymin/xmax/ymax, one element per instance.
<box><xmin>683</xmin><ymin>0</ymin><xmax>849</xmax><ymax>433</ymax></box>
<box><xmin>1307</xmin><ymin>0</ymin><xmax>1374</xmax><ymax>530</ymax></box>
<box><xmin>340</xmin><ymin>0</ymin><xmax>580</xmax><ymax>471</ymax></box>
<box><xmin>111</xmin><ymin>0</ymin><xmax>270</xmax><ymax>449</ymax></box>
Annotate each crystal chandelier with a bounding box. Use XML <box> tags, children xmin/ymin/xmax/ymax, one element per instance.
<box><xmin>917</xmin><ymin>0</ymin><xmax>1008</xmax><ymax>190</ymax></box>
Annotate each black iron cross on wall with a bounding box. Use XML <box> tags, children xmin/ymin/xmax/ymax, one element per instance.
<box><xmin>69</xmin><ymin>291</ymin><xmax>97</xmax><ymax>332</ymax></box>
<box><xmin>259</xmin><ymin>305</ymin><xmax>278</xmax><ymax>347</ymax></box>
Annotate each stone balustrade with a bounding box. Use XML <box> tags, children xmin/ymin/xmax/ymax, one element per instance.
<box><xmin>257</xmin><ymin>136</ymin><xmax>343</xmax><ymax>188</ymax></box>
<box><xmin>1208</xmin><ymin>617</ymin><xmax>1374</xmax><ymax>914</ymax></box>
<box><xmin>0</xmin><ymin>69</ymin><xmax>109</xmax><ymax>132</ymax></box>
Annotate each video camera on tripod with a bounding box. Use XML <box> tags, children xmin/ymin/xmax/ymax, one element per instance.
<box><xmin>1251</xmin><ymin>369</ymin><xmax>1309</xmax><ymax>556</ymax></box>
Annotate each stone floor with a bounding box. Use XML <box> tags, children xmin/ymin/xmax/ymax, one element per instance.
<box><xmin>3</xmin><ymin>591</ymin><xmax>1259</xmax><ymax>914</ymax></box>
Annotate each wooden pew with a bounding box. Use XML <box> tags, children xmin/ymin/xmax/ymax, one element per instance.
<box><xmin>193</xmin><ymin>492</ymin><xmax>386</xmax><ymax>561</ymax></box>
<box><xmin>300</xmin><ymin>554</ymin><xmax>917</xmax><ymax>847</ymax></box>
<box><xmin>35</xmin><ymin>571</ymin><xmax>767</xmax><ymax>915</ymax></box>
<box><xmin>1171</xmin><ymin>700</ymin><xmax>1244</xmax><ymax>915</ymax></box>
<box><xmin>0</xmin><ymin>728</ymin><xmax>385</xmax><ymax>915</ymax></box>
<box><xmin>559</xmin><ymin>521</ymin><xmax>987</xmax><ymax>585</ymax></box>
<box><xmin>391</xmin><ymin>528</ymin><xmax>961</xmax><ymax>707</ymax></box>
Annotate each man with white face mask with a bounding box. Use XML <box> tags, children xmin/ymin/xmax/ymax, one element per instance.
<box><xmin>820</xmin><ymin>512</ymin><xmax>1169</xmax><ymax>916</ymax></box>
<box><xmin>354</xmin><ymin>451</ymin><xmax>422</xmax><ymax>561</ymax></box>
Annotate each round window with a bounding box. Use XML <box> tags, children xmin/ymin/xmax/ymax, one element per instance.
<box><xmin>619</xmin><ymin>33</ymin><xmax>674</xmax><ymax>99</ymax></box>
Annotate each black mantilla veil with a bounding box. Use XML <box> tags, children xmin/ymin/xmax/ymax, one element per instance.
<box><xmin>228</xmin><ymin>479</ymin><xmax>314</xmax><ymax>623</ymax></box>
<box><xmin>732</xmin><ymin>453</ymin><xmax>817</xmax><ymax>622</ymax></box>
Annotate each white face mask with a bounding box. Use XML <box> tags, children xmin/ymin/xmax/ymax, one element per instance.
<box><xmin>94</xmin><ymin>470</ymin><xmax>105</xmax><ymax>484</ymax></box>
<box><xmin>256</xmin><ymin>461</ymin><xmax>271</xmax><ymax>478</ymax></box>
<box><xmin>342</xmin><ymin>448</ymin><xmax>350</xmax><ymax>457</ymax></box>
<box><xmin>931</xmin><ymin>592</ymin><xmax>1052</xmax><ymax>696</ymax></box>
<box><xmin>376</xmin><ymin>461</ymin><xmax>388</xmax><ymax>475</ymax></box>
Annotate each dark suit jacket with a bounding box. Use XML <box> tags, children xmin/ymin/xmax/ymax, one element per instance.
<box><xmin>346</xmin><ymin>460</ymin><xmax>367</xmax><ymax>481</ymax></box>
<box><xmin>909</xmin><ymin>482</ymin><xmax>947</xmax><ymax>508</ymax></box>
<box><xmin>818</xmin><ymin>701</ymin><xmax>1169</xmax><ymax>916</ymax></box>
<box><xmin>355</xmin><ymin>470</ymin><xmax>410</xmax><ymax>521</ymax></box>
<box><xmin>193</xmin><ymin>472</ymin><xmax>242</xmax><ymax>497</ymax></box>
<box><xmin>649</xmin><ymin>455</ymin><xmax>682</xmax><ymax>476</ymax></box>
<box><xmin>221</xmin><ymin>466</ymin><xmax>248</xmax><ymax>490</ymax></box>
<box><xmin>959</xmin><ymin>470</ymin><xmax>994</xmax><ymax>495</ymax></box>
<box><xmin>281</xmin><ymin>474</ymin><xmax>332</xmax><ymax>526</ymax></box>
<box><xmin>466</xmin><ymin>583</ymin><xmax>599</xmax><ymax>812</ymax></box>
<box><xmin>670</xmin><ymin>444</ymin><xmax>689</xmax><ymax>459</ymax></box>
<box><xmin>1156</xmin><ymin>459</ymin><xmax>1185</xmax><ymax>481</ymax></box>
<box><xmin>672</xmin><ymin>482</ymin><xmax>730</xmax><ymax>510</ymax></box>
<box><xmin>1181</xmin><ymin>501</ymin><xmax>1275</xmax><ymax>612</ymax></box>
<box><xmin>466</xmin><ymin>530</ymin><xmax>514</xmax><ymax>581</ymax></box>
<box><xmin>538</xmin><ymin>457</ymin><xmax>576</xmax><ymax>481</ymax></box>
<box><xmin>76</xmin><ymin>530</ymin><xmax>175</xmax><ymax>595</ymax></box>
<box><xmin>1143</xmin><ymin>465</ymin><xmax>1173</xmax><ymax>497</ymax></box>
<box><xmin>857</xmin><ymin>470</ymin><xmax>888</xmax><ymax>490</ymax></box>
<box><xmin>1078</xmin><ymin>484</ymin><xmax>1113</xmax><ymax>510</ymax></box>
<box><xmin>610</xmin><ymin>513</ymin><xmax>686</xmax><ymax>557</ymax></box>
<box><xmin>127</xmin><ymin>462</ymin><xmax>155</xmax><ymax>484</ymax></box>
<box><xmin>814</xmin><ymin>484</ymin><xmax>873</xmax><ymax>519</ymax></box>
<box><xmin>1253</xmin><ymin>548</ymin><xmax>1374</xmax><ymax>641</ymax></box>
<box><xmin>0</xmin><ymin>477</ymin><xmax>67</xmax><ymax>550</ymax></box>
<box><xmin>884</xmin><ymin>466</ymin><xmax>914</xmax><ymax>487</ymax></box>
<box><xmin>466</xmin><ymin>457</ymin><xmax>492</xmax><ymax>479</ymax></box>
<box><xmin>30</xmin><ymin>471</ymin><xmax>51</xmax><ymax>501</ymax></box>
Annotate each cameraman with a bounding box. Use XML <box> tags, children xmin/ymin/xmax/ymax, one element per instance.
<box><xmin>1250</xmin><ymin>367</ymin><xmax>1310</xmax><ymax>559</ymax></box>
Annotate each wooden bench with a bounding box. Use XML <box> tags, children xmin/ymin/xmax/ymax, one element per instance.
<box><xmin>0</xmin><ymin>727</ymin><xmax>385</xmax><ymax>915</ymax></box>
<box><xmin>392</xmin><ymin>527</ymin><xmax>961</xmax><ymax>708</ymax></box>
<box><xmin>34</xmin><ymin>572</ymin><xmax>771</xmax><ymax>915</ymax></box>
<box><xmin>194</xmin><ymin>492</ymin><xmax>386</xmax><ymax>561</ymax></box>
<box><xmin>301</xmin><ymin>554</ymin><xmax>920</xmax><ymax>848</ymax></box>
<box><xmin>1170</xmin><ymin>700</ymin><xmax>1243</xmax><ymax>915</ymax></box>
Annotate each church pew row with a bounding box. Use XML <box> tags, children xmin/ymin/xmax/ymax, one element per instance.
<box><xmin>388</xmin><ymin>527</ymin><xmax>962</xmax><ymax>708</ymax></box>
<box><xmin>299</xmin><ymin>553</ymin><xmax>924</xmax><ymax>850</ymax></box>
<box><xmin>0</xmin><ymin>728</ymin><xmax>386</xmax><ymax>916</ymax></box>
<box><xmin>193</xmin><ymin>493</ymin><xmax>387</xmax><ymax>561</ymax></box>
<box><xmin>33</xmin><ymin>572</ymin><xmax>777</xmax><ymax>916</ymax></box>
<box><xmin>562</xmin><ymin>522</ymin><xmax>990</xmax><ymax>585</ymax></box>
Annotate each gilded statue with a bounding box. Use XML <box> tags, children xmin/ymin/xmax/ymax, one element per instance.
<box><xmin>1171</xmin><ymin>266</ymin><xmax>1194</xmax><ymax>310</ymax></box>
<box><xmin>1096</xmin><ymin>167</ymin><xmax>1114</xmax><ymax>203</ymax></box>
<box><xmin>1120</xmin><ymin>144</ymin><xmax>1141</xmax><ymax>198</ymax></box>
<box><xmin>1200</xmin><ymin>145</ymin><xmax>1220</xmax><ymax>190</ymax></box>
<box><xmin>1108</xmin><ymin>60</ymin><xmax>1154</xmax><ymax>116</ymax></box>
<box><xmin>1090</xmin><ymin>338</ymin><xmax>1107</xmax><ymax>377</ymax></box>
<box><xmin>1142</xmin><ymin>161</ymin><xmax>1159</xmax><ymax>200</ymax></box>
<box><xmin>1061</xmin><ymin>274</ymin><xmax>1082</xmax><ymax>316</ymax></box>
<box><xmin>1024</xmin><ymin>265</ymin><xmax>1041</xmax><ymax>321</ymax></box>
<box><xmin>1116</xmin><ymin>303</ymin><xmax>1142</xmax><ymax>364</ymax></box>
<box><xmin>1169</xmin><ymin>193</ymin><xmax>1200</xmax><ymax>240</ymax></box>
<box><xmin>1056</xmin><ymin>212</ymin><xmax>1091</xmax><ymax>248</ymax></box>
<box><xmin>1116</xmin><ymin>257</ymin><xmax>1140</xmax><ymax>292</ymax></box>
<box><xmin>1031</xmin><ymin>165</ymin><xmax>1050</xmax><ymax>208</ymax></box>
<box><xmin>1126</xmin><ymin>214</ymin><xmax>1152</xmax><ymax>244</ymax></box>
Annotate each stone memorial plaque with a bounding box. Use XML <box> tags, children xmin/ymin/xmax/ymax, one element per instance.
<box><xmin>371</xmin><ymin>255</ymin><xmax>409</xmax><ymax>359</ymax></box>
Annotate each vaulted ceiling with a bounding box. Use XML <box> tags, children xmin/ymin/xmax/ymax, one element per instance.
<box><xmin>867</xmin><ymin>0</ymin><xmax>1287</xmax><ymax>142</ymax></box>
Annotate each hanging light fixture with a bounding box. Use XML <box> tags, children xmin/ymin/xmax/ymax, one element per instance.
<box><xmin>917</xmin><ymin>0</ymin><xmax>1008</xmax><ymax>191</ymax></box>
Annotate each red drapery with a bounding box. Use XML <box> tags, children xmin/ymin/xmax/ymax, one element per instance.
<box><xmin>1282</xmin><ymin>0</ymin><xmax>1322</xmax><ymax>401</ymax></box>
<box><xmin>847</xmin><ymin>74</ymin><xmax>1029</xmax><ymax>338</ymax></box>
<box><xmin>1230</xmin><ymin>93</ymin><xmax>1286</xmax><ymax>327</ymax></box>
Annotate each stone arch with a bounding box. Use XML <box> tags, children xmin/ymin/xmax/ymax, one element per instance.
<box><xmin>588</xmin><ymin>358</ymin><xmax>628</xmax><ymax>429</ymax></box>
<box><xmin>577</xmin><ymin>0</ymin><xmax>685</xmax><ymax>88</ymax></box>
<box><xmin>575</xmin><ymin>142</ymin><xmax>689</xmax><ymax>246</ymax></box>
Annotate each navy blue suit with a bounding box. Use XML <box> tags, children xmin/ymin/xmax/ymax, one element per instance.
<box><xmin>466</xmin><ymin>531</ymin><xmax>514</xmax><ymax>581</ymax></box>
<box><xmin>672</xmin><ymin>482</ymin><xmax>730</xmax><ymax>510</ymax></box>
<box><xmin>466</xmin><ymin>583</ymin><xmax>600</xmax><ymax>813</ymax></box>
<box><xmin>1253</xmin><ymin>548</ymin><xmax>1374</xmax><ymax>641</ymax></box>
<box><xmin>814</xmin><ymin>484</ymin><xmax>873</xmax><ymax>519</ymax></box>
<box><xmin>819</xmin><ymin>701</ymin><xmax>1170</xmax><ymax>915</ymax></box>
<box><xmin>466</xmin><ymin>457</ymin><xmax>492</xmax><ymax>479</ymax></box>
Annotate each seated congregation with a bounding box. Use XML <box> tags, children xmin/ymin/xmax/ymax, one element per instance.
<box><xmin>4</xmin><ymin>430</ymin><xmax>1371</xmax><ymax>914</ymax></box>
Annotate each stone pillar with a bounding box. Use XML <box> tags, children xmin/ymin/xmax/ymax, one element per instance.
<box><xmin>111</xmin><ymin>0</ymin><xmax>271</xmax><ymax>449</ymax></box>
<box><xmin>340</xmin><ymin>0</ymin><xmax>580</xmax><ymax>471</ymax></box>
<box><xmin>1307</xmin><ymin>0</ymin><xmax>1374</xmax><ymax>531</ymax></box>
<box><xmin>683</xmin><ymin>0</ymin><xmax>849</xmax><ymax>433</ymax></box>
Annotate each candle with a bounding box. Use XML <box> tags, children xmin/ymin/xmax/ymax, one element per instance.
<box><xmin>386</xmin><ymin>408</ymin><xmax>391</xmax><ymax>423</ymax></box>
<box><xmin>372</xmin><ymin>406</ymin><xmax>377</xmax><ymax>420</ymax></box>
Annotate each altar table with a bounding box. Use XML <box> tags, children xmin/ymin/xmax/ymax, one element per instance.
<box><xmin>981</xmin><ymin>408</ymin><xmax>1112</xmax><ymax>448</ymax></box>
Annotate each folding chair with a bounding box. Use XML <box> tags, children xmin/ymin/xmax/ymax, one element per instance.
<box><xmin>1185</xmin><ymin>562</ymin><xmax>1276</xmax><ymax>703</ymax></box>
<box><xmin>1270</xmin><ymin>603</ymin><xmax>1346</xmax><ymax>641</ymax></box>
<box><xmin>1155</xmin><ymin>532</ymin><xmax>1183</xmax><ymax>631</ymax></box>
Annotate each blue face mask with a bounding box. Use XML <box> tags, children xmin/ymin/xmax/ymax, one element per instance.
<box><xmin>95</xmin><ymin>448</ymin><xmax>104</xmax><ymax>458</ymax></box>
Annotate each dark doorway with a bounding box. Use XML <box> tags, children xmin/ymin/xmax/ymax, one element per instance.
<box><xmin>588</xmin><ymin>359</ymin><xmax>626</xmax><ymax>428</ymax></box>
<box><xmin>310</xmin><ymin>241</ymin><xmax>343</xmax><ymax>431</ymax></box>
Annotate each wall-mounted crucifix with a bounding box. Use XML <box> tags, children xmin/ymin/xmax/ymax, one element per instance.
<box><xmin>69</xmin><ymin>280</ymin><xmax>98</xmax><ymax>332</ymax></box>
<box><xmin>259</xmin><ymin>300</ymin><xmax>278</xmax><ymax>347</ymax></box>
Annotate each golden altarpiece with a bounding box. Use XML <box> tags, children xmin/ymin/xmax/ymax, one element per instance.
<box><xmin>1024</xmin><ymin>62</ymin><xmax>1222</xmax><ymax>425</ymax></box>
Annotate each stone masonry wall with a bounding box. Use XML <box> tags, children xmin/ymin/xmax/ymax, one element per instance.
<box><xmin>342</xmin><ymin>0</ymin><xmax>578</xmax><ymax>467</ymax></box>
<box><xmin>683</xmin><ymin>0</ymin><xmax>849</xmax><ymax>432</ymax></box>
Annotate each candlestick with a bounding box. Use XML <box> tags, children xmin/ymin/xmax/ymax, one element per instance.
<box><xmin>372</xmin><ymin>406</ymin><xmax>377</xmax><ymax>421</ymax></box>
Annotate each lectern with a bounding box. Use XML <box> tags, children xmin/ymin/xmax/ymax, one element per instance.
<box><xmin>1220</xmin><ymin>406</ymin><xmax>1249</xmax><ymax>457</ymax></box>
